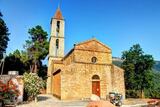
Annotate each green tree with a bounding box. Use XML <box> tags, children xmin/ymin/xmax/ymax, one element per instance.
<box><xmin>24</xmin><ymin>25</ymin><xmax>49</xmax><ymax>73</ymax></box>
<box><xmin>2</xmin><ymin>50</ymin><xmax>28</xmax><ymax>75</ymax></box>
<box><xmin>145</xmin><ymin>72</ymin><xmax>160</xmax><ymax>98</ymax></box>
<box><xmin>121</xmin><ymin>44</ymin><xmax>154</xmax><ymax>98</ymax></box>
<box><xmin>0</xmin><ymin>12</ymin><xmax>9</xmax><ymax>59</ymax></box>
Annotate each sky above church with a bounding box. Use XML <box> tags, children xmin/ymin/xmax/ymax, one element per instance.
<box><xmin>0</xmin><ymin>0</ymin><xmax>160</xmax><ymax>61</ymax></box>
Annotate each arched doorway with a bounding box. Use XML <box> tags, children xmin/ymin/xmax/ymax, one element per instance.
<box><xmin>92</xmin><ymin>75</ymin><xmax>100</xmax><ymax>97</ymax></box>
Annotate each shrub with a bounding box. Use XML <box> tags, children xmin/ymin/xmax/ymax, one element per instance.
<box><xmin>126</xmin><ymin>90</ymin><xmax>140</xmax><ymax>98</ymax></box>
<box><xmin>0</xmin><ymin>79</ymin><xmax>20</xmax><ymax>105</ymax></box>
<box><xmin>145</xmin><ymin>88</ymin><xmax>160</xmax><ymax>99</ymax></box>
<box><xmin>23</xmin><ymin>72</ymin><xmax>45</xmax><ymax>101</ymax></box>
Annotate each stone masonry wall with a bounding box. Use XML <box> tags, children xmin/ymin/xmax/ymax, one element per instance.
<box><xmin>47</xmin><ymin>58</ymin><xmax>54</xmax><ymax>94</ymax></box>
<box><xmin>63</xmin><ymin>51</ymin><xmax>74</xmax><ymax>66</ymax></box>
<box><xmin>61</xmin><ymin>63</ymin><xmax>113</xmax><ymax>100</ymax></box>
<box><xmin>111</xmin><ymin>65</ymin><xmax>125</xmax><ymax>99</ymax></box>
<box><xmin>74</xmin><ymin>50</ymin><xmax>112</xmax><ymax>64</ymax></box>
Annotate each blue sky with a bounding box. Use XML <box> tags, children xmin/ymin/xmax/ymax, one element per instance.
<box><xmin>0</xmin><ymin>0</ymin><xmax>160</xmax><ymax>60</ymax></box>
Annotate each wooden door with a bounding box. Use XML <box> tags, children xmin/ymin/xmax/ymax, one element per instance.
<box><xmin>92</xmin><ymin>81</ymin><xmax>100</xmax><ymax>97</ymax></box>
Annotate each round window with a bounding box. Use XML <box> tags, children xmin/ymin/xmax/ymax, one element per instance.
<box><xmin>91</xmin><ymin>57</ymin><xmax>97</xmax><ymax>63</ymax></box>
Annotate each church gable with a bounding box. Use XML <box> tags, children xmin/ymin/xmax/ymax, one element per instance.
<box><xmin>74</xmin><ymin>39</ymin><xmax>111</xmax><ymax>53</ymax></box>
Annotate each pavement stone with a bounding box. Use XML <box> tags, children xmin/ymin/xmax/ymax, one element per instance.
<box><xmin>17</xmin><ymin>94</ymin><xmax>148</xmax><ymax>107</ymax></box>
<box><xmin>17</xmin><ymin>94</ymin><xmax>88</xmax><ymax>107</ymax></box>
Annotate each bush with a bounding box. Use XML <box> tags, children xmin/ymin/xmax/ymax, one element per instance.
<box><xmin>145</xmin><ymin>72</ymin><xmax>160</xmax><ymax>99</ymax></box>
<box><xmin>23</xmin><ymin>72</ymin><xmax>45</xmax><ymax>101</ymax></box>
<box><xmin>145</xmin><ymin>88</ymin><xmax>160</xmax><ymax>99</ymax></box>
<box><xmin>0</xmin><ymin>80</ymin><xmax>20</xmax><ymax>105</ymax></box>
<box><xmin>126</xmin><ymin>90</ymin><xmax>140</xmax><ymax>98</ymax></box>
<box><xmin>126</xmin><ymin>89</ymin><xmax>160</xmax><ymax>99</ymax></box>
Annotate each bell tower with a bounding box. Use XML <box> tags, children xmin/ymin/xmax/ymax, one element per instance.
<box><xmin>47</xmin><ymin>7</ymin><xmax>65</xmax><ymax>94</ymax></box>
<box><xmin>49</xmin><ymin>7</ymin><xmax>65</xmax><ymax>60</ymax></box>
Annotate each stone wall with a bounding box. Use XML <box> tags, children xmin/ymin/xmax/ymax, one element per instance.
<box><xmin>47</xmin><ymin>58</ymin><xmax>53</xmax><ymax>94</ymax></box>
<box><xmin>74</xmin><ymin>39</ymin><xmax>112</xmax><ymax>65</ymax></box>
<box><xmin>61</xmin><ymin>63</ymin><xmax>113</xmax><ymax>100</ymax></box>
<box><xmin>52</xmin><ymin>63</ymin><xmax>64</xmax><ymax>73</ymax></box>
<box><xmin>0</xmin><ymin>75</ymin><xmax>24</xmax><ymax>102</ymax></box>
<box><xmin>111</xmin><ymin>65</ymin><xmax>125</xmax><ymax>99</ymax></box>
<box><xmin>74</xmin><ymin>39</ymin><xmax>111</xmax><ymax>53</ymax></box>
<box><xmin>63</xmin><ymin>50</ymin><xmax>74</xmax><ymax>65</ymax></box>
<box><xmin>74</xmin><ymin>50</ymin><xmax>112</xmax><ymax>64</ymax></box>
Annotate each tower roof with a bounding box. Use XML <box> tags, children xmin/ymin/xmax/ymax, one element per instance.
<box><xmin>54</xmin><ymin>7</ymin><xmax>64</xmax><ymax>20</ymax></box>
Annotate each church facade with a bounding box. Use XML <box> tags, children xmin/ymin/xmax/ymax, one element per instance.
<box><xmin>47</xmin><ymin>7</ymin><xmax>125</xmax><ymax>100</ymax></box>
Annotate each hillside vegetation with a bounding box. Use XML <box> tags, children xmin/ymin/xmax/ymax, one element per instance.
<box><xmin>112</xmin><ymin>57</ymin><xmax>160</xmax><ymax>72</ymax></box>
<box><xmin>113</xmin><ymin>57</ymin><xmax>160</xmax><ymax>98</ymax></box>
<box><xmin>153</xmin><ymin>61</ymin><xmax>160</xmax><ymax>72</ymax></box>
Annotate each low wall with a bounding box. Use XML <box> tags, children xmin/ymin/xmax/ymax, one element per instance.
<box><xmin>0</xmin><ymin>75</ymin><xmax>24</xmax><ymax>103</ymax></box>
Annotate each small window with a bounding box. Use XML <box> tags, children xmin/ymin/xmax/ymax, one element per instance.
<box><xmin>91</xmin><ymin>57</ymin><xmax>97</xmax><ymax>63</ymax></box>
<box><xmin>56</xmin><ymin>21</ymin><xmax>60</xmax><ymax>37</ymax></box>
<box><xmin>57</xmin><ymin>21</ymin><xmax>60</xmax><ymax>29</ymax></box>
<box><xmin>56</xmin><ymin>39</ymin><xmax>59</xmax><ymax>49</ymax></box>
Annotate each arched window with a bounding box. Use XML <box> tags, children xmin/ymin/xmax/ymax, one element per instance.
<box><xmin>92</xmin><ymin>75</ymin><xmax>100</xmax><ymax>80</ymax></box>
<box><xmin>56</xmin><ymin>39</ymin><xmax>59</xmax><ymax>49</ymax></box>
<box><xmin>57</xmin><ymin>21</ymin><xmax>60</xmax><ymax>31</ymax></box>
<box><xmin>56</xmin><ymin>21</ymin><xmax>60</xmax><ymax>37</ymax></box>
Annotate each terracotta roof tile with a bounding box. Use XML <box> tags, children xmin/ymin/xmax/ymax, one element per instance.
<box><xmin>54</xmin><ymin>8</ymin><xmax>64</xmax><ymax>20</ymax></box>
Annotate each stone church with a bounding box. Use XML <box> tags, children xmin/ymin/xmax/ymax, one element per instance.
<box><xmin>47</xmin><ymin>7</ymin><xmax>125</xmax><ymax>100</ymax></box>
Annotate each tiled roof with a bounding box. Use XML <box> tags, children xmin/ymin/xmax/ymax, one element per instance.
<box><xmin>74</xmin><ymin>38</ymin><xmax>111</xmax><ymax>52</ymax></box>
<box><xmin>54</xmin><ymin>8</ymin><xmax>64</xmax><ymax>20</ymax></box>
